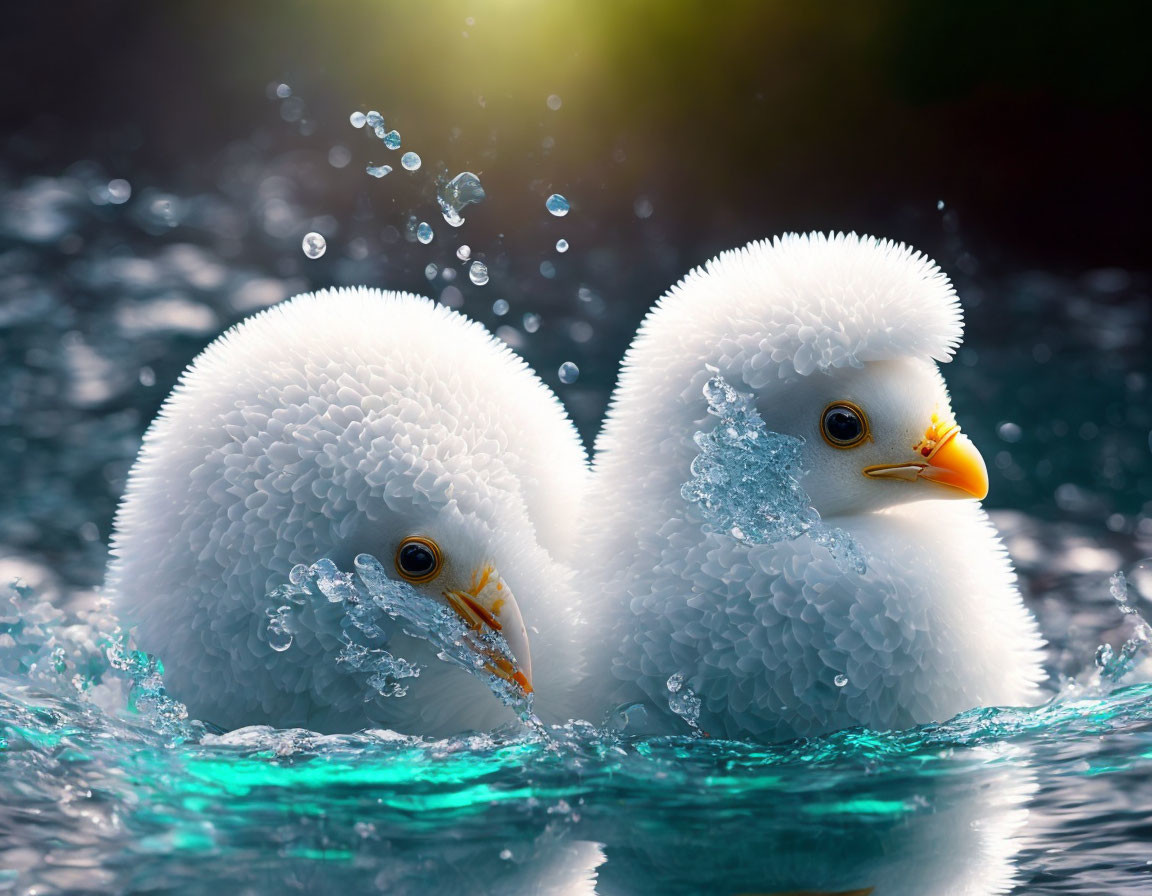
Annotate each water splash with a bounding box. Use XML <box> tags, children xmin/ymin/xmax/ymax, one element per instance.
<box><xmin>681</xmin><ymin>369</ymin><xmax>867</xmax><ymax>574</ymax></box>
<box><xmin>0</xmin><ymin>581</ymin><xmax>202</xmax><ymax>741</ymax></box>
<box><xmin>665</xmin><ymin>672</ymin><xmax>702</xmax><ymax>735</ymax></box>
<box><xmin>1095</xmin><ymin>567</ymin><xmax>1152</xmax><ymax>683</ymax></box>
<box><xmin>260</xmin><ymin>556</ymin><xmax>534</xmax><ymax>716</ymax></box>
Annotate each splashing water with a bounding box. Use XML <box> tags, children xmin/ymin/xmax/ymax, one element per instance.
<box><xmin>665</xmin><ymin>672</ymin><xmax>702</xmax><ymax>735</ymax></box>
<box><xmin>1095</xmin><ymin>569</ymin><xmax>1152</xmax><ymax>682</ymax></box>
<box><xmin>260</xmin><ymin>556</ymin><xmax>534</xmax><ymax>716</ymax></box>
<box><xmin>401</xmin><ymin>151</ymin><xmax>421</xmax><ymax>171</ymax></box>
<box><xmin>5</xmin><ymin>551</ymin><xmax>1152</xmax><ymax>893</ymax></box>
<box><xmin>681</xmin><ymin>369</ymin><xmax>867</xmax><ymax>574</ymax></box>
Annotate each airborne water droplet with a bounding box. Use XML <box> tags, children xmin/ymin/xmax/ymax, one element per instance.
<box><xmin>383</xmin><ymin>130</ymin><xmax>401</xmax><ymax>150</ymax></box>
<box><xmin>416</xmin><ymin>222</ymin><xmax>433</xmax><ymax>244</ymax></box>
<box><xmin>401</xmin><ymin>152</ymin><xmax>422</xmax><ymax>171</ymax></box>
<box><xmin>556</xmin><ymin>238</ymin><xmax>569</xmax><ymax>253</ymax></box>
<box><xmin>349</xmin><ymin>111</ymin><xmax>367</xmax><ymax>128</ymax></box>
<box><xmin>492</xmin><ymin>299</ymin><xmax>509</xmax><ymax>316</ymax></box>
<box><xmin>469</xmin><ymin>260</ymin><xmax>489</xmax><ymax>286</ymax></box>
<box><xmin>365</xmin><ymin>164</ymin><xmax>392</xmax><ymax>178</ymax></box>
<box><xmin>545</xmin><ymin>193</ymin><xmax>570</xmax><ymax>216</ymax></box>
<box><xmin>301</xmin><ymin>232</ymin><xmax>327</xmax><ymax>259</ymax></box>
<box><xmin>558</xmin><ymin>361</ymin><xmax>579</xmax><ymax>384</ymax></box>
<box><xmin>834</xmin><ymin>674</ymin><xmax>849</xmax><ymax>688</ymax></box>
<box><xmin>456</xmin><ymin>244</ymin><xmax>471</xmax><ymax>261</ymax></box>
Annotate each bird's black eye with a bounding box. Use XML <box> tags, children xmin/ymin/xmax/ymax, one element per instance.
<box><xmin>394</xmin><ymin>536</ymin><xmax>443</xmax><ymax>583</ymax></box>
<box><xmin>820</xmin><ymin>402</ymin><xmax>869</xmax><ymax>448</ymax></box>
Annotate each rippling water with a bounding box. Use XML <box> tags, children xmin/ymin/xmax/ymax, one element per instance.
<box><xmin>2</xmin><ymin>150</ymin><xmax>1152</xmax><ymax>893</ymax></box>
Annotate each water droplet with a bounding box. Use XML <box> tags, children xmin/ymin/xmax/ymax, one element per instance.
<box><xmin>555</xmin><ymin>238</ymin><xmax>569</xmax><ymax>253</ymax></box>
<box><xmin>289</xmin><ymin>564</ymin><xmax>309</xmax><ymax>586</ymax></box>
<box><xmin>523</xmin><ymin>313</ymin><xmax>540</xmax><ymax>333</ymax></box>
<box><xmin>834</xmin><ymin>674</ymin><xmax>849</xmax><ymax>688</ymax></box>
<box><xmin>265</xmin><ymin>606</ymin><xmax>295</xmax><ymax>652</ymax></box>
<box><xmin>275</xmin><ymin>83</ymin><xmax>292</xmax><ymax>99</ymax></box>
<box><xmin>937</xmin><ymin>199</ymin><xmax>946</xmax><ymax>211</ymax></box>
<box><xmin>301</xmin><ymin>232</ymin><xmax>327</xmax><ymax>259</ymax></box>
<box><xmin>424</xmin><ymin>263</ymin><xmax>439</xmax><ymax>280</ymax></box>
<box><xmin>539</xmin><ymin>260</ymin><xmax>556</xmax><ymax>279</ymax></box>
<box><xmin>469</xmin><ymin>260</ymin><xmax>489</xmax><ymax>286</ymax></box>
<box><xmin>366</xmin><ymin>111</ymin><xmax>384</xmax><ymax>128</ymax></box>
<box><xmin>634</xmin><ymin>196</ymin><xmax>654</xmax><ymax>219</ymax></box>
<box><xmin>350</xmin><ymin>111</ymin><xmax>367</xmax><ymax>128</ymax></box>
<box><xmin>107</xmin><ymin>179</ymin><xmax>131</xmax><ymax>204</ymax></box>
<box><xmin>558</xmin><ymin>361</ymin><xmax>579</xmax><ymax>384</ymax></box>
<box><xmin>545</xmin><ymin>193</ymin><xmax>570</xmax><ymax>216</ymax></box>
<box><xmin>383</xmin><ymin>129</ymin><xmax>401</xmax><ymax>150</ymax></box>
<box><xmin>328</xmin><ymin>145</ymin><xmax>351</xmax><ymax>168</ymax></box>
<box><xmin>437</xmin><ymin>172</ymin><xmax>486</xmax><ymax>228</ymax></box>
<box><xmin>366</xmin><ymin>164</ymin><xmax>392</xmax><ymax>178</ymax></box>
<box><xmin>456</xmin><ymin>244</ymin><xmax>471</xmax><ymax>261</ymax></box>
<box><xmin>492</xmin><ymin>299</ymin><xmax>509</xmax><ymax>316</ymax></box>
<box><xmin>401</xmin><ymin>152</ymin><xmax>422</xmax><ymax>171</ymax></box>
<box><xmin>546</xmin><ymin>94</ymin><xmax>562</xmax><ymax>110</ymax></box>
<box><xmin>416</xmin><ymin>222</ymin><xmax>433</xmax><ymax>244</ymax></box>
<box><xmin>569</xmin><ymin>321</ymin><xmax>593</xmax><ymax>343</ymax></box>
<box><xmin>499</xmin><ymin>849</ymin><xmax>513</xmax><ymax>861</ymax></box>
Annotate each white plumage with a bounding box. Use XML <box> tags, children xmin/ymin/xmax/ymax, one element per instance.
<box><xmin>108</xmin><ymin>287</ymin><xmax>588</xmax><ymax>736</ymax></box>
<box><xmin>577</xmin><ymin>232</ymin><xmax>1046</xmax><ymax>740</ymax></box>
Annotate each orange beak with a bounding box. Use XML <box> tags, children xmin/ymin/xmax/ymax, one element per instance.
<box><xmin>862</xmin><ymin>417</ymin><xmax>989</xmax><ymax>500</ymax></box>
<box><xmin>442</xmin><ymin>564</ymin><xmax>533</xmax><ymax>695</ymax></box>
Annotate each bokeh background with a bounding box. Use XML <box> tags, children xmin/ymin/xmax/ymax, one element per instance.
<box><xmin>2</xmin><ymin>0</ymin><xmax>1150</xmax><ymax>593</ymax></box>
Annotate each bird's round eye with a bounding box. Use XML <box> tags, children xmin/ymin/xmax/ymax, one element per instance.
<box><xmin>394</xmin><ymin>536</ymin><xmax>443</xmax><ymax>583</ymax></box>
<box><xmin>820</xmin><ymin>402</ymin><xmax>869</xmax><ymax>448</ymax></box>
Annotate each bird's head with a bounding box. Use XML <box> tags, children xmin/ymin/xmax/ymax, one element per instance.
<box><xmin>755</xmin><ymin>356</ymin><xmax>987</xmax><ymax>518</ymax></box>
<box><xmin>617</xmin><ymin>232</ymin><xmax>987</xmax><ymax>521</ymax></box>
<box><xmin>340</xmin><ymin>493</ymin><xmax>545</xmax><ymax>697</ymax></box>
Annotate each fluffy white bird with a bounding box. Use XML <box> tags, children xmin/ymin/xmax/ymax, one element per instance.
<box><xmin>107</xmin><ymin>287</ymin><xmax>588</xmax><ymax>736</ymax></box>
<box><xmin>578</xmin><ymin>232</ymin><xmax>1046</xmax><ymax>741</ymax></box>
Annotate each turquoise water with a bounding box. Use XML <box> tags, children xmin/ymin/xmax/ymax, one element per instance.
<box><xmin>2</xmin><ymin>159</ymin><xmax>1152</xmax><ymax>893</ymax></box>
<box><xmin>3</xmin><ymin>598</ymin><xmax>1152</xmax><ymax>894</ymax></box>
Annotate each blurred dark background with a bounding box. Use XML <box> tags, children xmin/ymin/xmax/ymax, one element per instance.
<box><xmin>1</xmin><ymin>0</ymin><xmax>1150</xmax><ymax>586</ymax></box>
<box><xmin>5</xmin><ymin>0</ymin><xmax>1151</xmax><ymax>267</ymax></box>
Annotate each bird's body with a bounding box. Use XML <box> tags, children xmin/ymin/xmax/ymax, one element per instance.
<box><xmin>108</xmin><ymin>288</ymin><xmax>588</xmax><ymax>736</ymax></box>
<box><xmin>578</xmin><ymin>233</ymin><xmax>1046</xmax><ymax>740</ymax></box>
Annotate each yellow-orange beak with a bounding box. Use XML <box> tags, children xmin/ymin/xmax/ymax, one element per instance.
<box><xmin>442</xmin><ymin>565</ymin><xmax>533</xmax><ymax>695</ymax></box>
<box><xmin>862</xmin><ymin>416</ymin><xmax>989</xmax><ymax>500</ymax></box>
